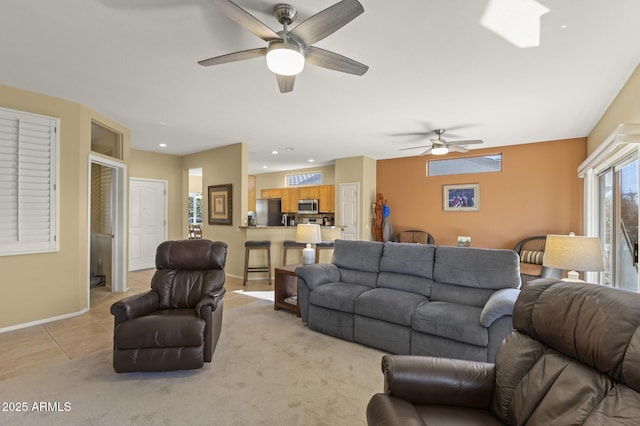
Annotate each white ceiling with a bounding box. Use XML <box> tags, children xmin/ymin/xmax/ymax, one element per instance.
<box><xmin>2</xmin><ymin>0</ymin><xmax>640</xmax><ymax>175</ymax></box>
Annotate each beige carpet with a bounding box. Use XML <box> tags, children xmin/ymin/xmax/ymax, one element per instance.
<box><xmin>0</xmin><ymin>299</ymin><xmax>386</xmax><ymax>426</ymax></box>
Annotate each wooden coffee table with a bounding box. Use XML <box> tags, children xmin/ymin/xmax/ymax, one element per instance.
<box><xmin>274</xmin><ymin>264</ymin><xmax>301</xmax><ymax>317</ymax></box>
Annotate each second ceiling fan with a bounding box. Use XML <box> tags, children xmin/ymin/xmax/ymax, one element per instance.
<box><xmin>198</xmin><ymin>0</ymin><xmax>369</xmax><ymax>93</ymax></box>
<box><xmin>399</xmin><ymin>129</ymin><xmax>484</xmax><ymax>156</ymax></box>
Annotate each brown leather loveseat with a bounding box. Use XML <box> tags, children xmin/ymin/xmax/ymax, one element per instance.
<box><xmin>367</xmin><ymin>278</ymin><xmax>640</xmax><ymax>425</ymax></box>
<box><xmin>111</xmin><ymin>239</ymin><xmax>227</xmax><ymax>373</ymax></box>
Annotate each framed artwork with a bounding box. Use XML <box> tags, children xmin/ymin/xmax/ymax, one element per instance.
<box><xmin>208</xmin><ymin>184</ymin><xmax>232</xmax><ymax>225</ymax></box>
<box><xmin>443</xmin><ymin>184</ymin><xmax>479</xmax><ymax>212</ymax></box>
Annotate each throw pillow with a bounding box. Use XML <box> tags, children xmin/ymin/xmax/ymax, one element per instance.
<box><xmin>520</xmin><ymin>249</ymin><xmax>544</xmax><ymax>265</ymax></box>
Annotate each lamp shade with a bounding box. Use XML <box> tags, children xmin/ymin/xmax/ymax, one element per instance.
<box><xmin>295</xmin><ymin>224</ymin><xmax>322</xmax><ymax>244</ymax></box>
<box><xmin>543</xmin><ymin>233</ymin><xmax>604</xmax><ymax>280</ymax></box>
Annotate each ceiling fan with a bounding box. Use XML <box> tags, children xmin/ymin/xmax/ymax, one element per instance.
<box><xmin>398</xmin><ymin>129</ymin><xmax>483</xmax><ymax>156</ymax></box>
<box><xmin>198</xmin><ymin>0</ymin><xmax>369</xmax><ymax>93</ymax></box>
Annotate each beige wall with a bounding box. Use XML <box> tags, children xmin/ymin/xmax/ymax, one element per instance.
<box><xmin>0</xmin><ymin>84</ymin><xmax>130</xmax><ymax>329</ymax></box>
<box><xmin>129</xmin><ymin>150</ymin><xmax>185</xmax><ymax>241</ymax></box>
<box><xmin>376</xmin><ymin>139</ymin><xmax>586</xmax><ymax>249</ymax></box>
<box><xmin>588</xmin><ymin>63</ymin><xmax>640</xmax><ymax>153</ymax></box>
<box><xmin>335</xmin><ymin>156</ymin><xmax>377</xmax><ymax>241</ymax></box>
<box><xmin>182</xmin><ymin>143</ymin><xmax>249</xmax><ymax>278</ymax></box>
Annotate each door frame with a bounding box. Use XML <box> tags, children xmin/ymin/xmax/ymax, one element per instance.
<box><xmin>87</xmin><ymin>154</ymin><xmax>128</xmax><ymax>301</ymax></box>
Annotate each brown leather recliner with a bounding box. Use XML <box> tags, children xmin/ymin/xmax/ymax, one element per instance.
<box><xmin>110</xmin><ymin>239</ymin><xmax>227</xmax><ymax>373</ymax></box>
<box><xmin>366</xmin><ymin>278</ymin><xmax>640</xmax><ymax>425</ymax></box>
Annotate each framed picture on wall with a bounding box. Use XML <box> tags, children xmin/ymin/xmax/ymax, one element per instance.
<box><xmin>208</xmin><ymin>184</ymin><xmax>232</xmax><ymax>225</ymax></box>
<box><xmin>443</xmin><ymin>184</ymin><xmax>479</xmax><ymax>212</ymax></box>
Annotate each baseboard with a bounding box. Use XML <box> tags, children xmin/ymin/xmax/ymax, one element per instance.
<box><xmin>0</xmin><ymin>308</ymin><xmax>89</xmax><ymax>334</ymax></box>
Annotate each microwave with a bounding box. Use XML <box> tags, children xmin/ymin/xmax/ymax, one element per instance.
<box><xmin>298</xmin><ymin>199</ymin><xmax>319</xmax><ymax>214</ymax></box>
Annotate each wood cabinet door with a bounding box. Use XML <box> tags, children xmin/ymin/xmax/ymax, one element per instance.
<box><xmin>281</xmin><ymin>188</ymin><xmax>298</xmax><ymax>213</ymax></box>
<box><xmin>299</xmin><ymin>186</ymin><xmax>320</xmax><ymax>200</ymax></box>
<box><xmin>319</xmin><ymin>185</ymin><xmax>335</xmax><ymax>213</ymax></box>
<box><xmin>261</xmin><ymin>188</ymin><xmax>282</xmax><ymax>199</ymax></box>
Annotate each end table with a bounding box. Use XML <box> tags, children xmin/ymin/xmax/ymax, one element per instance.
<box><xmin>274</xmin><ymin>264</ymin><xmax>301</xmax><ymax>317</ymax></box>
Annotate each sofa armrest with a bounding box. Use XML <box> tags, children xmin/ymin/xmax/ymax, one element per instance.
<box><xmin>196</xmin><ymin>288</ymin><xmax>226</xmax><ymax>317</ymax></box>
<box><xmin>480</xmin><ymin>288</ymin><xmax>520</xmax><ymax>327</ymax></box>
<box><xmin>110</xmin><ymin>290</ymin><xmax>160</xmax><ymax>326</ymax></box>
<box><xmin>381</xmin><ymin>355</ymin><xmax>495</xmax><ymax>409</ymax></box>
<box><xmin>295</xmin><ymin>263</ymin><xmax>340</xmax><ymax>290</ymax></box>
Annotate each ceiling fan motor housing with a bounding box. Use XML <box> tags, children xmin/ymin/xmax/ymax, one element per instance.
<box><xmin>273</xmin><ymin>4</ymin><xmax>297</xmax><ymax>25</ymax></box>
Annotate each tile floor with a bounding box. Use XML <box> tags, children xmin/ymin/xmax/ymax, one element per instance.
<box><xmin>0</xmin><ymin>270</ymin><xmax>274</xmax><ymax>382</ymax></box>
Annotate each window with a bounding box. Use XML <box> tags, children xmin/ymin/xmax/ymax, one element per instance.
<box><xmin>188</xmin><ymin>192</ymin><xmax>203</xmax><ymax>224</ymax></box>
<box><xmin>0</xmin><ymin>107</ymin><xmax>59</xmax><ymax>256</ymax></box>
<box><xmin>428</xmin><ymin>154</ymin><xmax>502</xmax><ymax>176</ymax></box>
<box><xmin>286</xmin><ymin>171</ymin><xmax>322</xmax><ymax>186</ymax></box>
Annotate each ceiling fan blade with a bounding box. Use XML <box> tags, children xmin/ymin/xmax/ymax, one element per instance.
<box><xmin>276</xmin><ymin>74</ymin><xmax>295</xmax><ymax>93</ymax></box>
<box><xmin>198</xmin><ymin>47</ymin><xmax>267</xmax><ymax>66</ymax></box>
<box><xmin>305</xmin><ymin>46</ymin><xmax>368</xmax><ymax>75</ymax></box>
<box><xmin>446</xmin><ymin>139</ymin><xmax>484</xmax><ymax>145</ymax></box>
<box><xmin>449</xmin><ymin>145</ymin><xmax>470</xmax><ymax>153</ymax></box>
<box><xmin>211</xmin><ymin>0</ymin><xmax>280</xmax><ymax>41</ymax></box>
<box><xmin>419</xmin><ymin>147</ymin><xmax>433</xmax><ymax>156</ymax></box>
<box><xmin>290</xmin><ymin>0</ymin><xmax>364</xmax><ymax>46</ymax></box>
<box><xmin>398</xmin><ymin>145</ymin><xmax>430</xmax><ymax>151</ymax></box>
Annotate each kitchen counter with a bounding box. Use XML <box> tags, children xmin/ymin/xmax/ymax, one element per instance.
<box><xmin>238</xmin><ymin>225</ymin><xmax>343</xmax><ymax>265</ymax></box>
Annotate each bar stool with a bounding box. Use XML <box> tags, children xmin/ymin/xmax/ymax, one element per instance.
<box><xmin>243</xmin><ymin>240</ymin><xmax>272</xmax><ymax>286</ymax></box>
<box><xmin>282</xmin><ymin>240</ymin><xmax>306</xmax><ymax>265</ymax></box>
<box><xmin>315</xmin><ymin>241</ymin><xmax>335</xmax><ymax>263</ymax></box>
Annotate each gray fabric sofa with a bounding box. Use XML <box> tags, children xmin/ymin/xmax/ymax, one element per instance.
<box><xmin>296</xmin><ymin>239</ymin><xmax>521</xmax><ymax>362</ymax></box>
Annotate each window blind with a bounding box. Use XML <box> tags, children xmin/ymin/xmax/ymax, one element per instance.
<box><xmin>0</xmin><ymin>107</ymin><xmax>58</xmax><ymax>255</ymax></box>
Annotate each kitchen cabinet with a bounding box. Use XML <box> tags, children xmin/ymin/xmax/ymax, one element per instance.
<box><xmin>319</xmin><ymin>185</ymin><xmax>335</xmax><ymax>213</ymax></box>
<box><xmin>260</xmin><ymin>188</ymin><xmax>282</xmax><ymax>199</ymax></box>
<box><xmin>298</xmin><ymin>186</ymin><xmax>320</xmax><ymax>200</ymax></box>
<box><xmin>281</xmin><ymin>187</ymin><xmax>299</xmax><ymax>213</ymax></box>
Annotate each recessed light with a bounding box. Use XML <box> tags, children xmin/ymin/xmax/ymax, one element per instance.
<box><xmin>262</xmin><ymin>165</ymin><xmax>269</xmax><ymax>169</ymax></box>
<box><xmin>285</xmin><ymin>147</ymin><xmax>294</xmax><ymax>151</ymax></box>
<box><xmin>308</xmin><ymin>158</ymin><xmax>315</xmax><ymax>162</ymax></box>
<box><xmin>158</xmin><ymin>143</ymin><xmax>167</xmax><ymax>148</ymax></box>
<box><xmin>272</xmin><ymin>150</ymin><xmax>279</xmax><ymax>155</ymax></box>
<box><xmin>159</xmin><ymin>122</ymin><xmax>168</xmax><ymax>125</ymax></box>
<box><xmin>560</xmin><ymin>24</ymin><xmax>567</xmax><ymax>29</ymax></box>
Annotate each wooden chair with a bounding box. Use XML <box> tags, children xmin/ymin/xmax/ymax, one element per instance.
<box><xmin>188</xmin><ymin>224</ymin><xmax>203</xmax><ymax>239</ymax></box>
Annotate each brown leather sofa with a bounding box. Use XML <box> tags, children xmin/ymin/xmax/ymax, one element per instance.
<box><xmin>110</xmin><ymin>239</ymin><xmax>227</xmax><ymax>373</ymax></box>
<box><xmin>366</xmin><ymin>278</ymin><xmax>640</xmax><ymax>425</ymax></box>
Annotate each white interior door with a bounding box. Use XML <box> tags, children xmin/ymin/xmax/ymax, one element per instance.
<box><xmin>339</xmin><ymin>183</ymin><xmax>359</xmax><ymax>240</ymax></box>
<box><xmin>129</xmin><ymin>178</ymin><xmax>167</xmax><ymax>271</ymax></box>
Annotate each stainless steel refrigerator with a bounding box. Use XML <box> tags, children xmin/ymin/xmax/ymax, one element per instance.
<box><xmin>255</xmin><ymin>198</ymin><xmax>282</xmax><ymax>226</ymax></box>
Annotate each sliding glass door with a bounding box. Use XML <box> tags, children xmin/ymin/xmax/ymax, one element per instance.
<box><xmin>598</xmin><ymin>158</ymin><xmax>639</xmax><ymax>291</ymax></box>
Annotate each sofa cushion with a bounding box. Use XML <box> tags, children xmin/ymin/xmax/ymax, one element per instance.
<box><xmin>355</xmin><ymin>288</ymin><xmax>428</xmax><ymax>326</ymax></box>
<box><xmin>412</xmin><ymin>301</ymin><xmax>487</xmax><ymax>347</ymax></box>
<box><xmin>377</xmin><ymin>272</ymin><xmax>433</xmax><ymax>297</ymax></box>
<box><xmin>114</xmin><ymin>309</ymin><xmax>205</xmax><ymax>348</ymax></box>
<box><xmin>380</xmin><ymin>242</ymin><xmax>435</xmax><ymax>279</ymax></box>
<box><xmin>433</xmin><ymin>246</ymin><xmax>521</xmax><ymax>290</ymax></box>
<box><xmin>333</xmin><ymin>239</ymin><xmax>384</xmax><ymax>273</ymax></box>
<box><xmin>310</xmin><ymin>282</ymin><xmax>371</xmax><ymax>313</ymax></box>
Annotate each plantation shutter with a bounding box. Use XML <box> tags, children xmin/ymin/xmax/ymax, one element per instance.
<box><xmin>0</xmin><ymin>107</ymin><xmax>58</xmax><ymax>255</ymax></box>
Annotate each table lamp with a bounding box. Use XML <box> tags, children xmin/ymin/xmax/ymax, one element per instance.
<box><xmin>296</xmin><ymin>224</ymin><xmax>322</xmax><ymax>265</ymax></box>
<box><xmin>543</xmin><ymin>232</ymin><xmax>604</xmax><ymax>282</ymax></box>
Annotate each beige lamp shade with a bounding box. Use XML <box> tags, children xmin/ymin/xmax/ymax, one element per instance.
<box><xmin>543</xmin><ymin>233</ymin><xmax>604</xmax><ymax>281</ymax></box>
<box><xmin>296</xmin><ymin>224</ymin><xmax>322</xmax><ymax>265</ymax></box>
<box><xmin>295</xmin><ymin>224</ymin><xmax>322</xmax><ymax>244</ymax></box>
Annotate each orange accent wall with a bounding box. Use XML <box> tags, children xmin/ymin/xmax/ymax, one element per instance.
<box><xmin>376</xmin><ymin>138</ymin><xmax>587</xmax><ymax>249</ymax></box>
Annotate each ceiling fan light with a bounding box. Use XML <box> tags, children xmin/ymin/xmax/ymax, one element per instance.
<box><xmin>266</xmin><ymin>41</ymin><xmax>305</xmax><ymax>76</ymax></box>
<box><xmin>431</xmin><ymin>145</ymin><xmax>449</xmax><ymax>155</ymax></box>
